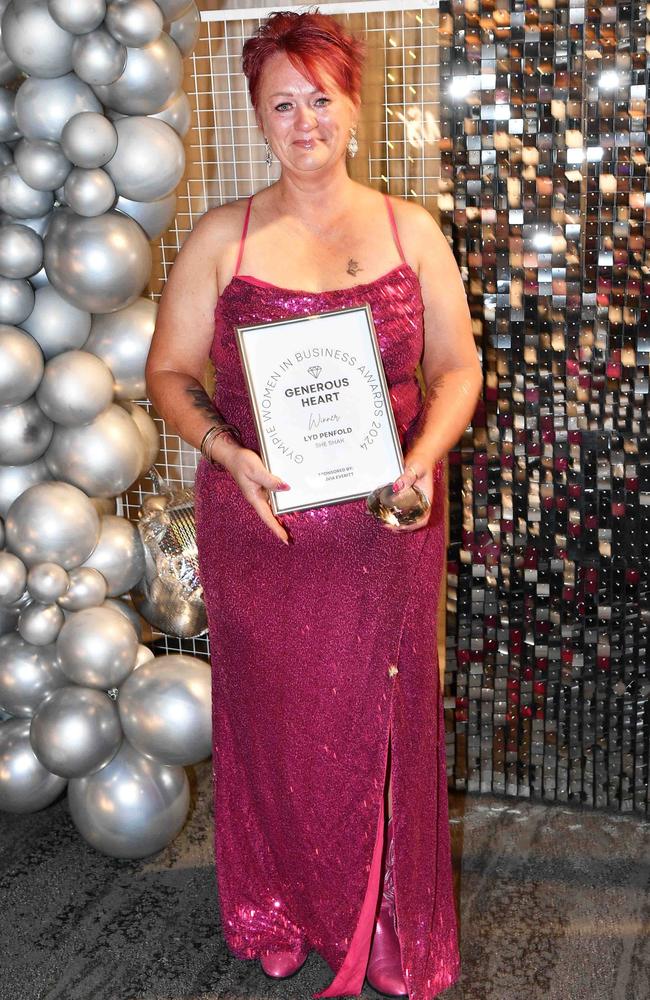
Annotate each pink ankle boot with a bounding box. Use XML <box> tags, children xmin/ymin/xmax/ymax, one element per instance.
<box><xmin>260</xmin><ymin>939</ymin><xmax>310</xmax><ymax>979</ymax></box>
<box><xmin>366</xmin><ymin>817</ymin><xmax>408</xmax><ymax>997</ymax></box>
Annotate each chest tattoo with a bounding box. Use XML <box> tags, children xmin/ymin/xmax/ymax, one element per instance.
<box><xmin>346</xmin><ymin>257</ymin><xmax>363</xmax><ymax>277</ymax></box>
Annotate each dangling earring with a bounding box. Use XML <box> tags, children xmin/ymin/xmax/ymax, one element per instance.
<box><xmin>264</xmin><ymin>138</ymin><xmax>273</xmax><ymax>166</ymax></box>
<box><xmin>347</xmin><ymin>126</ymin><xmax>358</xmax><ymax>158</ymax></box>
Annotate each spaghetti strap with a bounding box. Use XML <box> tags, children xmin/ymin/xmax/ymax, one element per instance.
<box><xmin>233</xmin><ymin>195</ymin><xmax>254</xmax><ymax>277</ymax></box>
<box><xmin>384</xmin><ymin>194</ymin><xmax>407</xmax><ymax>265</ymax></box>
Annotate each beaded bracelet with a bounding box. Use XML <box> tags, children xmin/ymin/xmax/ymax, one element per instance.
<box><xmin>200</xmin><ymin>422</ymin><xmax>242</xmax><ymax>466</ymax></box>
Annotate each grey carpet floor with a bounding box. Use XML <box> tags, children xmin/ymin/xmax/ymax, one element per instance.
<box><xmin>1</xmin><ymin>760</ymin><xmax>649</xmax><ymax>1000</ymax></box>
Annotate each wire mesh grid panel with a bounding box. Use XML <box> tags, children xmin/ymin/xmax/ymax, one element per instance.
<box><xmin>126</xmin><ymin>1</ymin><xmax>441</xmax><ymax>656</ymax></box>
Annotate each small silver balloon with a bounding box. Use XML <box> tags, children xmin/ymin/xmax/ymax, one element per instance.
<box><xmin>21</xmin><ymin>284</ymin><xmax>91</xmax><ymax>360</ymax></box>
<box><xmin>103</xmin><ymin>597</ymin><xmax>143</xmax><ymax>640</ymax></box>
<box><xmin>67</xmin><ymin>739</ymin><xmax>189</xmax><ymax>858</ymax></box>
<box><xmin>36</xmin><ymin>350</ymin><xmax>114</xmax><ymax>426</ymax></box>
<box><xmin>57</xmin><ymin>605</ymin><xmax>138</xmax><ymax>689</ymax></box>
<box><xmin>30</xmin><ymin>685</ymin><xmax>122</xmax><ymax>778</ymax></box>
<box><xmin>167</xmin><ymin>1</ymin><xmax>199</xmax><ymax>58</ymax></box>
<box><xmin>0</xmin><ymin>397</ymin><xmax>52</xmax><ymax>465</ymax></box>
<box><xmin>149</xmin><ymin>89</ymin><xmax>191</xmax><ymax>137</ymax></box>
<box><xmin>0</xmin><ymin>224</ymin><xmax>43</xmax><ymax>278</ymax></box>
<box><xmin>118</xmin><ymin>654</ymin><xmax>211</xmax><ymax>766</ymax></box>
<box><xmin>0</xmin><ymin>164</ymin><xmax>54</xmax><ymax>220</ymax></box>
<box><xmin>48</xmin><ymin>0</ymin><xmax>106</xmax><ymax>35</ymax></box>
<box><xmin>0</xmin><ymin>551</ymin><xmax>27</xmax><ymax>605</ymax></box>
<box><xmin>13</xmin><ymin>138</ymin><xmax>71</xmax><ymax>193</ymax></box>
<box><xmin>6</xmin><ymin>481</ymin><xmax>100</xmax><ymax>569</ymax></box>
<box><xmin>81</xmin><ymin>515</ymin><xmax>145</xmax><ymax>597</ymax></box>
<box><xmin>0</xmin><ymin>459</ymin><xmax>50</xmax><ymax>519</ymax></box>
<box><xmin>105</xmin><ymin>116</ymin><xmax>184</xmax><ymax>202</ymax></box>
<box><xmin>2</xmin><ymin>0</ymin><xmax>75</xmax><ymax>78</ymax></box>
<box><xmin>157</xmin><ymin>0</ymin><xmax>192</xmax><ymax>19</ymax></box>
<box><xmin>61</xmin><ymin>112</ymin><xmax>117</xmax><ymax>168</ymax></box>
<box><xmin>92</xmin><ymin>33</ymin><xmax>183</xmax><ymax>115</ymax></box>
<box><xmin>114</xmin><ymin>191</ymin><xmax>176</xmax><ymax>239</ymax></box>
<box><xmin>0</xmin><ymin>88</ymin><xmax>20</xmax><ymax>143</ymax></box>
<box><xmin>0</xmin><ymin>718</ymin><xmax>67</xmax><ymax>813</ymax></box>
<box><xmin>105</xmin><ymin>0</ymin><xmax>163</xmax><ymax>47</ymax></box>
<box><xmin>0</xmin><ymin>634</ymin><xmax>66</xmax><ymax>716</ymax></box>
<box><xmin>0</xmin><ymin>275</ymin><xmax>34</xmax><ymax>325</ymax></box>
<box><xmin>15</xmin><ymin>72</ymin><xmax>102</xmax><ymax>143</ymax></box>
<box><xmin>63</xmin><ymin>167</ymin><xmax>116</xmax><ymax>217</ymax></box>
<box><xmin>85</xmin><ymin>297</ymin><xmax>157</xmax><ymax>399</ymax></box>
<box><xmin>57</xmin><ymin>567</ymin><xmax>107</xmax><ymax>611</ymax></box>
<box><xmin>0</xmin><ymin>326</ymin><xmax>44</xmax><ymax>405</ymax></box>
<box><xmin>72</xmin><ymin>27</ymin><xmax>127</xmax><ymax>86</ymax></box>
<box><xmin>27</xmin><ymin>562</ymin><xmax>69</xmax><ymax>603</ymax></box>
<box><xmin>44</xmin><ymin>209</ymin><xmax>152</xmax><ymax>314</ymax></box>
<box><xmin>18</xmin><ymin>601</ymin><xmax>64</xmax><ymax>645</ymax></box>
<box><xmin>120</xmin><ymin>401</ymin><xmax>160</xmax><ymax>473</ymax></box>
<box><xmin>45</xmin><ymin>404</ymin><xmax>145</xmax><ymax>498</ymax></box>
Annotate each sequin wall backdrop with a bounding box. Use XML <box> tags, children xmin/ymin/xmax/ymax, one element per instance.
<box><xmin>439</xmin><ymin>0</ymin><xmax>650</xmax><ymax>814</ymax></box>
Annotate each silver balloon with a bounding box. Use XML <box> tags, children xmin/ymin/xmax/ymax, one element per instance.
<box><xmin>134</xmin><ymin>643</ymin><xmax>154</xmax><ymax>669</ymax></box>
<box><xmin>0</xmin><ymin>634</ymin><xmax>66</xmax><ymax>716</ymax></box>
<box><xmin>57</xmin><ymin>605</ymin><xmax>138</xmax><ymax>688</ymax></box>
<box><xmin>105</xmin><ymin>116</ymin><xmax>184</xmax><ymax>202</ymax></box>
<box><xmin>0</xmin><ymin>459</ymin><xmax>50</xmax><ymax>518</ymax></box>
<box><xmin>30</xmin><ymin>685</ymin><xmax>122</xmax><ymax>778</ymax></box>
<box><xmin>92</xmin><ymin>33</ymin><xmax>183</xmax><ymax>115</ymax></box>
<box><xmin>0</xmin><ymin>326</ymin><xmax>44</xmax><ymax>405</ymax></box>
<box><xmin>67</xmin><ymin>739</ymin><xmax>189</xmax><ymax>858</ymax></box>
<box><xmin>14</xmin><ymin>138</ymin><xmax>71</xmax><ymax>192</ymax></box>
<box><xmin>45</xmin><ymin>404</ymin><xmax>145</xmax><ymax>498</ymax></box>
<box><xmin>0</xmin><ymin>551</ymin><xmax>26</xmax><ymax>605</ymax></box>
<box><xmin>21</xmin><ymin>285</ymin><xmax>91</xmax><ymax>360</ymax></box>
<box><xmin>121</xmin><ymin>401</ymin><xmax>160</xmax><ymax>472</ymax></box>
<box><xmin>106</xmin><ymin>0</ymin><xmax>163</xmax><ymax>47</ymax></box>
<box><xmin>81</xmin><ymin>515</ymin><xmax>145</xmax><ymax>597</ymax></box>
<box><xmin>115</xmin><ymin>192</ymin><xmax>176</xmax><ymax>239</ymax></box>
<box><xmin>149</xmin><ymin>89</ymin><xmax>191</xmax><ymax>137</ymax></box>
<box><xmin>103</xmin><ymin>597</ymin><xmax>143</xmax><ymax>640</ymax></box>
<box><xmin>157</xmin><ymin>0</ymin><xmax>192</xmax><ymax>19</ymax></box>
<box><xmin>0</xmin><ymin>275</ymin><xmax>34</xmax><ymax>324</ymax></box>
<box><xmin>27</xmin><ymin>562</ymin><xmax>69</xmax><ymax>603</ymax></box>
<box><xmin>85</xmin><ymin>297</ymin><xmax>157</xmax><ymax>400</ymax></box>
<box><xmin>43</xmin><ymin>209</ymin><xmax>152</xmax><ymax>314</ymax></box>
<box><xmin>0</xmin><ymin>164</ymin><xmax>54</xmax><ymax>220</ymax></box>
<box><xmin>118</xmin><ymin>654</ymin><xmax>211</xmax><ymax>766</ymax></box>
<box><xmin>18</xmin><ymin>601</ymin><xmax>64</xmax><ymax>645</ymax></box>
<box><xmin>6</xmin><ymin>481</ymin><xmax>100</xmax><ymax>568</ymax></box>
<box><xmin>48</xmin><ymin>0</ymin><xmax>106</xmax><ymax>35</ymax></box>
<box><xmin>61</xmin><ymin>112</ymin><xmax>117</xmax><ymax>168</ymax></box>
<box><xmin>63</xmin><ymin>167</ymin><xmax>116</xmax><ymax>217</ymax></box>
<box><xmin>0</xmin><ymin>397</ymin><xmax>52</xmax><ymax>465</ymax></box>
<box><xmin>0</xmin><ymin>224</ymin><xmax>43</xmax><ymax>278</ymax></box>
<box><xmin>72</xmin><ymin>28</ymin><xmax>127</xmax><ymax>86</ymax></box>
<box><xmin>57</xmin><ymin>567</ymin><xmax>107</xmax><ymax>611</ymax></box>
<box><xmin>15</xmin><ymin>73</ymin><xmax>102</xmax><ymax>142</ymax></box>
<box><xmin>0</xmin><ymin>718</ymin><xmax>67</xmax><ymax>813</ymax></box>
<box><xmin>0</xmin><ymin>0</ymin><xmax>20</xmax><ymax>85</ymax></box>
<box><xmin>0</xmin><ymin>88</ymin><xmax>20</xmax><ymax>143</ymax></box>
<box><xmin>167</xmin><ymin>1</ymin><xmax>199</xmax><ymax>58</ymax></box>
<box><xmin>36</xmin><ymin>350</ymin><xmax>114</xmax><ymax>426</ymax></box>
<box><xmin>2</xmin><ymin>0</ymin><xmax>75</xmax><ymax>78</ymax></box>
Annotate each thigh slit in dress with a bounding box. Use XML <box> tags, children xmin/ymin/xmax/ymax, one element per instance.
<box><xmin>194</xmin><ymin>195</ymin><xmax>461</xmax><ymax>999</ymax></box>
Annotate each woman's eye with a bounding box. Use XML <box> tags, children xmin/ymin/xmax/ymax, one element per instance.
<box><xmin>275</xmin><ymin>102</ymin><xmax>292</xmax><ymax>112</ymax></box>
<box><xmin>315</xmin><ymin>97</ymin><xmax>331</xmax><ymax>107</ymax></box>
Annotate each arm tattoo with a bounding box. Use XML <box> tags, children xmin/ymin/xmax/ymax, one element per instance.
<box><xmin>186</xmin><ymin>386</ymin><xmax>222</xmax><ymax>420</ymax></box>
<box><xmin>415</xmin><ymin>373</ymin><xmax>445</xmax><ymax>432</ymax></box>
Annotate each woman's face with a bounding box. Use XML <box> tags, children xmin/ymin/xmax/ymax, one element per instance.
<box><xmin>256</xmin><ymin>51</ymin><xmax>358</xmax><ymax>175</ymax></box>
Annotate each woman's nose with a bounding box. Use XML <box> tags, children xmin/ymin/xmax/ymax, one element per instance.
<box><xmin>294</xmin><ymin>104</ymin><xmax>317</xmax><ymax>130</ymax></box>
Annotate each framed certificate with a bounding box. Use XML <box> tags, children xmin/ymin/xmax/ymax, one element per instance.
<box><xmin>235</xmin><ymin>304</ymin><xmax>405</xmax><ymax>515</ymax></box>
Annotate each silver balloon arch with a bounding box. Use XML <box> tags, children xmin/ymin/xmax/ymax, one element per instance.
<box><xmin>0</xmin><ymin>0</ymin><xmax>210</xmax><ymax>860</ymax></box>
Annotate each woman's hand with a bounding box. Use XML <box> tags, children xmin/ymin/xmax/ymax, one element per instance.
<box><xmin>222</xmin><ymin>445</ymin><xmax>292</xmax><ymax>545</ymax></box>
<box><xmin>385</xmin><ymin>454</ymin><xmax>433</xmax><ymax>533</ymax></box>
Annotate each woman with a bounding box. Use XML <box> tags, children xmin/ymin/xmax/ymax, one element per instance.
<box><xmin>146</xmin><ymin>11</ymin><xmax>481</xmax><ymax>999</ymax></box>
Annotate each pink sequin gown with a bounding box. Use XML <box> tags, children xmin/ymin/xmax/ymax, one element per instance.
<box><xmin>194</xmin><ymin>195</ymin><xmax>460</xmax><ymax>999</ymax></box>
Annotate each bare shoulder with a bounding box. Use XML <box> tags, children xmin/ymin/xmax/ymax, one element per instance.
<box><xmin>388</xmin><ymin>194</ymin><xmax>443</xmax><ymax>242</ymax></box>
<box><xmin>178</xmin><ymin>198</ymin><xmax>250</xmax><ymax>258</ymax></box>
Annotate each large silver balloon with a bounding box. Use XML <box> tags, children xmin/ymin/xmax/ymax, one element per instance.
<box><xmin>57</xmin><ymin>566</ymin><xmax>106</xmax><ymax>611</ymax></box>
<box><xmin>48</xmin><ymin>0</ymin><xmax>106</xmax><ymax>35</ymax></box>
<box><xmin>72</xmin><ymin>28</ymin><xmax>127</xmax><ymax>86</ymax></box>
<box><xmin>105</xmin><ymin>116</ymin><xmax>184</xmax><ymax>202</ymax></box>
<box><xmin>15</xmin><ymin>73</ymin><xmax>102</xmax><ymax>142</ymax></box>
<box><xmin>30</xmin><ymin>685</ymin><xmax>122</xmax><ymax>778</ymax></box>
<box><xmin>0</xmin><ymin>397</ymin><xmax>52</xmax><ymax>465</ymax></box>
<box><xmin>45</xmin><ymin>404</ymin><xmax>145</xmax><ymax>497</ymax></box>
<box><xmin>61</xmin><ymin>112</ymin><xmax>117</xmax><ymax>168</ymax></box>
<box><xmin>0</xmin><ymin>551</ymin><xmax>26</xmax><ymax>605</ymax></box>
<box><xmin>27</xmin><ymin>562</ymin><xmax>69</xmax><ymax>603</ymax></box>
<box><xmin>118</xmin><ymin>654</ymin><xmax>211</xmax><ymax>766</ymax></box>
<box><xmin>105</xmin><ymin>0</ymin><xmax>163</xmax><ymax>47</ymax></box>
<box><xmin>36</xmin><ymin>349</ymin><xmax>114</xmax><ymax>426</ymax></box>
<box><xmin>0</xmin><ymin>275</ymin><xmax>34</xmax><ymax>324</ymax></box>
<box><xmin>0</xmin><ymin>164</ymin><xmax>53</xmax><ymax>219</ymax></box>
<box><xmin>0</xmin><ymin>718</ymin><xmax>67</xmax><ymax>813</ymax></box>
<box><xmin>0</xmin><ymin>326</ymin><xmax>43</xmax><ymax>404</ymax></box>
<box><xmin>115</xmin><ymin>192</ymin><xmax>176</xmax><ymax>239</ymax></box>
<box><xmin>44</xmin><ymin>209</ymin><xmax>152</xmax><ymax>313</ymax></box>
<box><xmin>18</xmin><ymin>601</ymin><xmax>64</xmax><ymax>645</ymax></box>
<box><xmin>157</xmin><ymin>0</ymin><xmax>192</xmax><ymax>19</ymax></box>
<box><xmin>167</xmin><ymin>2</ymin><xmax>199</xmax><ymax>58</ymax></box>
<box><xmin>21</xmin><ymin>285</ymin><xmax>91</xmax><ymax>360</ymax></box>
<box><xmin>0</xmin><ymin>634</ymin><xmax>66</xmax><ymax>716</ymax></box>
<box><xmin>121</xmin><ymin>401</ymin><xmax>160</xmax><ymax>472</ymax></box>
<box><xmin>0</xmin><ymin>88</ymin><xmax>20</xmax><ymax>142</ymax></box>
<box><xmin>0</xmin><ymin>224</ymin><xmax>43</xmax><ymax>278</ymax></box>
<box><xmin>14</xmin><ymin>138</ymin><xmax>71</xmax><ymax>192</ymax></box>
<box><xmin>92</xmin><ymin>33</ymin><xmax>183</xmax><ymax>115</ymax></box>
<box><xmin>149</xmin><ymin>89</ymin><xmax>191</xmax><ymax>137</ymax></box>
<box><xmin>57</xmin><ymin>605</ymin><xmax>138</xmax><ymax>688</ymax></box>
<box><xmin>6</xmin><ymin>481</ymin><xmax>100</xmax><ymax>568</ymax></box>
<box><xmin>81</xmin><ymin>515</ymin><xmax>145</xmax><ymax>597</ymax></box>
<box><xmin>0</xmin><ymin>459</ymin><xmax>50</xmax><ymax>518</ymax></box>
<box><xmin>85</xmin><ymin>297</ymin><xmax>157</xmax><ymax>400</ymax></box>
<box><xmin>63</xmin><ymin>167</ymin><xmax>116</xmax><ymax>217</ymax></box>
<box><xmin>67</xmin><ymin>739</ymin><xmax>189</xmax><ymax>858</ymax></box>
<box><xmin>2</xmin><ymin>0</ymin><xmax>75</xmax><ymax>78</ymax></box>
